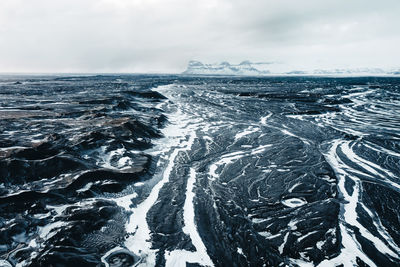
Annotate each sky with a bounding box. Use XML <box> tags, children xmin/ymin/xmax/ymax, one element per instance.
<box><xmin>0</xmin><ymin>0</ymin><xmax>399</xmax><ymax>73</ymax></box>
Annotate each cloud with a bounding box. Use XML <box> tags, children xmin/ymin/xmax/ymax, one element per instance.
<box><xmin>0</xmin><ymin>0</ymin><xmax>399</xmax><ymax>72</ymax></box>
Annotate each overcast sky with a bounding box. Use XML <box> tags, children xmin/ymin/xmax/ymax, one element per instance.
<box><xmin>0</xmin><ymin>0</ymin><xmax>399</xmax><ymax>73</ymax></box>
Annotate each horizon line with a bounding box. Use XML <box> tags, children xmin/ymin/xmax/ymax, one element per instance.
<box><xmin>1</xmin><ymin>72</ymin><xmax>400</xmax><ymax>78</ymax></box>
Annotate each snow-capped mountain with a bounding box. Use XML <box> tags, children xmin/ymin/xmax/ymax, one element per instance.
<box><xmin>182</xmin><ymin>60</ymin><xmax>271</xmax><ymax>76</ymax></box>
<box><xmin>182</xmin><ymin>60</ymin><xmax>400</xmax><ymax>76</ymax></box>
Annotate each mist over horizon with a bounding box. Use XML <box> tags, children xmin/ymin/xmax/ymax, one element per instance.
<box><xmin>0</xmin><ymin>0</ymin><xmax>399</xmax><ymax>73</ymax></box>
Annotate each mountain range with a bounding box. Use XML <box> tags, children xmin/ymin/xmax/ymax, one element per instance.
<box><xmin>182</xmin><ymin>60</ymin><xmax>400</xmax><ymax>76</ymax></box>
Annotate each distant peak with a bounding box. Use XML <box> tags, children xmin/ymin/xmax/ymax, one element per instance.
<box><xmin>188</xmin><ymin>60</ymin><xmax>204</xmax><ymax>67</ymax></box>
<box><xmin>239</xmin><ymin>60</ymin><xmax>252</xmax><ymax>65</ymax></box>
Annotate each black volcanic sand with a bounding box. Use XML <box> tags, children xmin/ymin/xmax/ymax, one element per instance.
<box><xmin>1</xmin><ymin>75</ymin><xmax>400</xmax><ymax>266</ymax></box>
<box><xmin>0</xmin><ymin>75</ymin><xmax>172</xmax><ymax>266</ymax></box>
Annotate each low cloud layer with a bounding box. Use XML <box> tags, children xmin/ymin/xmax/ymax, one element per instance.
<box><xmin>1</xmin><ymin>0</ymin><xmax>399</xmax><ymax>73</ymax></box>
